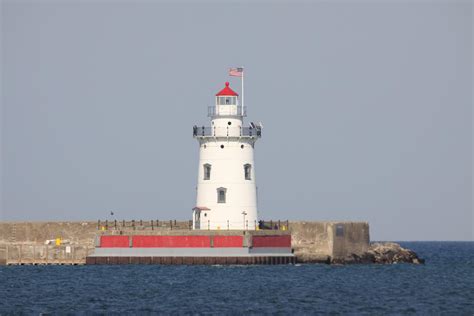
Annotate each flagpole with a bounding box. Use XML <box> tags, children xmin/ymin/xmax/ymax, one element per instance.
<box><xmin>241</xmin><ymin>67</ymin><xmax>244</xmax><ymax>115</ymax></box>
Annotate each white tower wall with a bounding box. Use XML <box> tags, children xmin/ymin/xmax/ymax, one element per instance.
<box><xmin>193</xmin><ymin>82</ymin><xmax>261</xmax><ymax>230</ymax></box>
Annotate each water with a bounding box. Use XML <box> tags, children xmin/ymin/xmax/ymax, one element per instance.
<box><xmin>0</xmin><ymin>242</ymin><xmax>473</xmax><ymax>314</ymax></box>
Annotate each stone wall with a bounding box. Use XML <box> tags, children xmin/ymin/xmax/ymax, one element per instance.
<box><xmin>289</xmin><ymin>221</ymin><xmax>370</xmax><ymax>263</ymax></box>
<box><xmin>0</xmin><ymin>222</ymin><xmax>97</xmax><ymax>247</ymax></box>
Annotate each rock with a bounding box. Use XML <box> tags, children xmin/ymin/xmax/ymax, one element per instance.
<box><xmin>367</xmin><ymin>242</ymin><xmax>425</xmax><ymax>264</ymax></box>
<box><xmin>328</xmin><ymin>242</ymin><xmax>424</xmax><ymax>264</ymax></box>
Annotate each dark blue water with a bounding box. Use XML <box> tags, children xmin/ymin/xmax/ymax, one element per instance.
<box><xmin>1</xmin><ymin>242</ymin><xmax>473</xmax><ymax>314</ymax></box>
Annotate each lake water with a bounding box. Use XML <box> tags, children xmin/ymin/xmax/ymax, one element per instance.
<box><xmin>0</xmin><ymin>242</ymin><xmax>473</xmax><ymax>314</ymax></box>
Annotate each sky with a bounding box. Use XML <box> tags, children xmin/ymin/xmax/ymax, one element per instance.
<box><xmin>1</xmin><ymin>0</ymin><xmax>472</xmax><ymax>241</ymax></box>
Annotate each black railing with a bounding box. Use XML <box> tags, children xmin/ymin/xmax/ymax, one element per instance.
<box><xmin>258</xmin><ymin>220</ymin><xmax>290</xmax><ymax>231</ymax></box>
<box><xmin>98</xmin><ymin>220</ymin><xmax>193</xmax><ymax>231</ymax></box>
<box><xmin>193</xmin><ymin>126</ymin><xmax>262</xmax><ymax>137</ymax></box>
<box><xmin>97</xmin><ymin>219</ymin><xmax>289</xmax><ymax>231</ymax></box>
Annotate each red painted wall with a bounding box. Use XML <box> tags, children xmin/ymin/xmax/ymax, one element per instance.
<box><xmin>132</xmin><ymin>235</ymin><xmax>211</xmax><ymax>248</ymax></box>
<box><xmin>100</xmin><ymin>235</ymin><xmax>129</xmax><ymax>248</ymax></box>
<box><xmin>99</xmin><ymin>235</ymin><xmax>291</xmax><ymax>248</ymax></box>
<box><xmin>252</xmin><ymin>235</ymin><xmax>291</xmax><ymax>248</ymax></box>
<box><xmin>213</xmin><ymin>236</ymin><xmax>243</xmax><ymax>247</ymax></box>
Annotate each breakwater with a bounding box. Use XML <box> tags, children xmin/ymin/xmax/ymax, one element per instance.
<box><xmin>0</xmin><ymin>221</ymin><xmax>419</xmax><ymax>265</ymax></box>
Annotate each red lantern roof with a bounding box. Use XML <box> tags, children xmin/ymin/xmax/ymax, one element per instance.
<box><xmin>216</xmin><ymin>82</ymin><xmax>238</xmax><ymax>96</ymax></box>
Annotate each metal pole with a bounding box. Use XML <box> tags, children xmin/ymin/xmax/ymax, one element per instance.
<box><xmin>241</xmin><ymin>68</ymin><xmax>244</xmax><ymax>112</ymax></box>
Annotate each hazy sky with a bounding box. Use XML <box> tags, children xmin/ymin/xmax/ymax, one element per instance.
<box><xmin>1</xmin><ymin>1</ymin><xmax>472</xmax><ymax>241</ymax></box>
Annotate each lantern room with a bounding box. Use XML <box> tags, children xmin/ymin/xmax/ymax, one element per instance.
<box><xmin>209</xmin><ymin>82</ymin><xmax>246</xmax><ymax>117</ymax></box>
<box><xmin>216</xmin><ymin>82</ymin><xmax>238</xmax><ymax>105</ymax></box>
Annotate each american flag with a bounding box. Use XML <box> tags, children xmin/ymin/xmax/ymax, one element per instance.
<box><xmin>229</xmin><ymin>67</ymin><xmax>244</xmax><ymax>77</ymax></box>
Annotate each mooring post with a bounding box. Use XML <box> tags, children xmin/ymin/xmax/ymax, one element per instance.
<box><xmin>170</xmin><ymin>220</ymin><xmax>173</xmax><ymax>230</ymax></box>
<box><xmin>278</xmin><ymin>220</ymin><xmax>281</xmax><ymax>230</ymax></box>
<box><xmin>132</xmin><ymin>220</ymin><xmax>135</xmax><ymax>230</ymax></box>
<box><xmin>270</xmin><ymin>220</ymin><xmax>273</xmax><ymax>230</ymax></box>
<box><xmin>105</xmin><ymin>220</ymin><xmax>108</xmax><ymax>230</ymax></box>
<box><xmin>114</xmin><ymin>220</ymin><xmax>117</xmax><ymax>230</ymax></box>
<box><xmin>97</xmin><ymin>220</ymin><xmax>100</xmax><ymax>230</ymax></box>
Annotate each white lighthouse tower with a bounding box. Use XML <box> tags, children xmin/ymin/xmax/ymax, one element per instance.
<box><xmin>193</xmin><ymin>81</ymin><xmax>262</xmax><ymax>230</ymax></box>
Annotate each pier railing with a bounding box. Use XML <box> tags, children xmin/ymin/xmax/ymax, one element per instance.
<box><xmin>96</xmin><ymin>220</ymin><xmax>290</xmax><ymax>231</ymax></box>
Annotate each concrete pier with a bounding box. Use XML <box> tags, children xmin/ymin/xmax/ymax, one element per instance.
<box><xmin>0</xmin><ymin>221</ymin><xmax>370</xmax><ymax>265</ymax></box>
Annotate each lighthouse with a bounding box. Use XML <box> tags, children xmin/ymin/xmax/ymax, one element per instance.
<box><xmin>193</xmin><ymin>81</ymin><xmax>262</xmax><ymax>230</ymax></box>
<box><xmin>87</xmin><ymin>77</ymin><xmax>295</xmax><ymax>265</ymax></box>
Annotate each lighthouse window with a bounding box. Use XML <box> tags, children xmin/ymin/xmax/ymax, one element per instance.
<box><xmin>225</xmin><ymin>98</ymin><xmax>230</xmax><ymax>104</ymax></box>
<box><xmin>217</xmin><ymin>187</ymin><xmax>227</xmax><ymax>203</ymax></box>
<box><xmin>203</xmin><ymin>164</ymin><xmax>211</xmax><ymax>180</ymax></box>
<box><xmin>244</xmin><ymin>164</ymin><xmax>252</xmax><ymax>180</ymax></box>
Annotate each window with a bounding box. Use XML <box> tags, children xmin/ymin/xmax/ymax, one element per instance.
<box><xmin>217</xmin><ymin>187</ymin><xmax>227</xmax><ymax>203</ymax></box>
<box><xmin>336</xmin><ymin>224</ymin><xmax>344</xmax><ymax>237</ymax></box>
<box><xmin>203</xmin><ymin>164</ymin><xmax>211</xmax><ymax>180</ymax></box>
<box><xmin>217</xmin><ymin>96</ymin><xmax>237</xmax><ymax>105</ymax></box>
<box><xmin>244</xmin><ymin>164</ymin><xmax>252</xmax><ymax>180</ymax></box>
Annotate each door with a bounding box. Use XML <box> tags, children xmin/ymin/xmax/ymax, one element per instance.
<box><xmin>194</xmin><ymin>210</ymin><xmax>201</xmax><ymax>229</ymax></box>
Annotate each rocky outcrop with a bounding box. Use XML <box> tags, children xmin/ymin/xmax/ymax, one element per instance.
<box><xmin>367</xmin><ymin>242</ymin><xmax>424</xmax><ymax>264</ymax></box>
<box><xmin>330</xmin><ymin>242</ymin><xmax>424</xmax><ymax>264</ymax></box>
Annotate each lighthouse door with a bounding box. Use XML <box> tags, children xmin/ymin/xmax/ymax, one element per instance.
<box><xmin>194</xmin><ymin>210</ymin><xmax>201</xmax><ymax>229</ymax></box>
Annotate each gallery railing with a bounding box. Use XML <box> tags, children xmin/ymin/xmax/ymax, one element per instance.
<box><xmin>208</xmin><ymin>106</ymin><xmax>247</xmax><ymax>117</ymax></box>
<box><xmin>193</xmin><ymin>126</ymin><xmax>262</xmax><ymax>138</ymax></box>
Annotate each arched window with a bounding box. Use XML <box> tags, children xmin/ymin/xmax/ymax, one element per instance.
<box><xmin>203</xmin><ymin>164</ymin><xmax>211</xmax><ymax>180</ymax></box>
<box><xmin>244</xmin><ymin>164</ymin><xmax>252</xmax><ymax>180</ymax></box>
<box><xmin>217</xmin><ymin>187</ymin><xmax>227</xmax><ymax>203</ymax></box>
